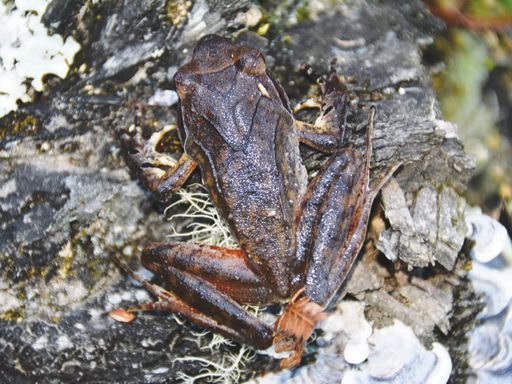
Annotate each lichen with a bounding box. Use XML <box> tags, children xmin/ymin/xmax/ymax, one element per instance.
<box><xmin>166</xmin><ymin>184</ymin><xmax>238</xmax><ymax>248</ymax></box>
<box><xmin>0</xmin><ymin>0</ymin><xmax>81</xmax><ymax>117</ymax></box>
<box><xmin>175</xmin><ymin>334</ymin><xmax>256</xmax><ymax>384</ymax></box>
<box><xmin>0</xmin><ymin>113</ymin><xmax>39</xmax><ymax>142</ymax></box>
<box><xmin>166</xmin><ymin>0</ymin><xmax>192</xmax><ymax>26</ymax></box>
<box><xmin>0</xmin><ymin>308</ymin><xmax>24</xmax><ymax>322</ymax></box>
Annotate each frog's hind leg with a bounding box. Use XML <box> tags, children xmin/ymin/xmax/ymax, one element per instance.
<box><xmin>299</xmin><ymin>107</ymin><xmax>399</xmax><ymax>306</ymax></box>
<box><xmin>273</xmin><ymin>146</ymin><xmax>364</xmax><ymax>367</ymax></box>
<box><xmin>114</xmin><ymin>243</ymin><xmax>275</xmax><ymax>349</ymax></box>
<box><xmin>112</xmin><ymin>254</ymin><xmax>250</xmax><ymax>343</ymax></box>
<box><xmin>275</xmin><ymin>108</ymin><xmax>399</xmax><ymax>368</ymax></box>
<box><xmin>142</xmin><ymin>242</ymin><xmax>276</xmax><ymax>305</ymax></box>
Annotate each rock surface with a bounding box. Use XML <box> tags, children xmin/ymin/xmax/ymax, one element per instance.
<box><xmin>0</xmin><ymin>0</ymin><xmax>477</xmax><ymax>383</ymax></box>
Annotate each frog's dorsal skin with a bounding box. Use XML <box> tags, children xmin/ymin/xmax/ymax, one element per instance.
<box><xmin>175</xmin><ymin>35</ymin><xmax>307</xmax><ymax>297</ymax></box>
<box><xmin>116</xmin><ymin>34</ymin><xmax>399</xmax><ymax>368</ymax></box>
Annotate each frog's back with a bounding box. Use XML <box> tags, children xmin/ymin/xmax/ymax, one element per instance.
<box><xmin>174</xmin><ymin>36</ymin><xmax>308</xmax><ymax>296</ymax></box>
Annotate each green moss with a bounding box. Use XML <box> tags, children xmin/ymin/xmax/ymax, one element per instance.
<box><xmin>59</xmin><ymin>250</ymin><xmax>75</xmax><ymax>279</ymax></box>
<box><xmin>250</xmin><ymin>0</ymin><xmax>314</xmax><ymax>37</ymax></box>
<box><xmin>281</xmin><ymin>34</ymin><xmax>292</xmax><ymax>44</ymax></box>
<box><xmin>16</xmin><ymin>290</ymin><xmax>26</xmax><ymax>301</ymax></box>
<box><xmin>434</xmin><ymin>30</ymin><xmax>490</xmax><ymax>126</ymax></box>
<box><xmin>295</xmin><ymin>4</ymin><xmax>311</xmax><ymax>23</ymax></box>
<box><xmin>256</xmin><ymin>22</ymin><xmax>270</xmax><ymax>36</ymax></box>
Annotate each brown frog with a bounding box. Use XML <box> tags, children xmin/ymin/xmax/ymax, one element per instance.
<box><xmin>115</xmin><ymin>34</ymin><xmax>398</xmax><ymax>368</ymax></box>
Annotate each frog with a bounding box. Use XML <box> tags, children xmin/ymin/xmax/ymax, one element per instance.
<box><xmin>115</xmin><ymin>34</ymin><xmax>399</xmax><ymax>368</ymax></box>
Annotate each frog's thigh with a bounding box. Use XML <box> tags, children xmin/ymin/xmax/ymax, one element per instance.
<box><xmin>141</xmin><ymin>242</ymin><xmax>275</xmax><ymax>348</ymax></box>
<box><xmin>142</xmin><ymin>242</ymin><xmax>274</xmax><ymax>304</ymax></box>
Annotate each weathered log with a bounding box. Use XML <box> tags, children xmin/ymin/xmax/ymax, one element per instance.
<box><xmin>0</xmin><ymin>0</ymin><xmax>478</xmax><ymax>382</ymax></box>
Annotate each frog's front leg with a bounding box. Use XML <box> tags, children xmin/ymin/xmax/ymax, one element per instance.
<box><xmin>294</xmin><ymin>71</ymin><xmax>349</xmax><ymax>153</ymax></box>
<box><xmin>121</xmin><ymin>126</ymin><xmax>197</xmax><ymax>202</ymax></box>
<box><xmin>115</xmin><ymin>242</ymin><xmax>275</xmax><ymax>349</ymax></box>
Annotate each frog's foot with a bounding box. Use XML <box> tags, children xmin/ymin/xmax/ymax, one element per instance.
<box><xmin>273</xmin><ymin>289</ymin><xmax>327</xmax><ymax>368</ymax></box>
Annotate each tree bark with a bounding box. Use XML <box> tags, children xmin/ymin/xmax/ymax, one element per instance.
<box><xmin>0</xmin><ymin>0</ymin><xmax>477</xmax><ymax>382</ymax></box>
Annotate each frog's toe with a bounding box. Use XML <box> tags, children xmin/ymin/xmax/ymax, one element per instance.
<box><xmin>273</xmin><ymin>290</ymin><xmax>327</xmax><ymax>368</ymax></box>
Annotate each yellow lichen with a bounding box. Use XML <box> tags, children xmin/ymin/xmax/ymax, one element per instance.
<box><xmin>1</xmin><ymin>309</ymin><xmax>24</xmax><ymax>322</ymax></box>
<box><xmin>58</xmin><ymin>241</ymin><xmax>75</xmax><ymax>279</ymax></box>
<box><xmin>0</xmin><ymin>114</ymin><xmax>39</xmax><ymax>141</ymax></box>
<box><xmin>166</xmin><ymin>0</ymin><xmax>192</xmax><ymax>27</ymax></box>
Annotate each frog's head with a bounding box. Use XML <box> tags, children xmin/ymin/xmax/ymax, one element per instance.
<box><xmin>174</xmin><ymin>35</ymin><xmax>267</xmax><ymax>100</ymax></box>
<box><xmin>192</xmin><ymin>34</ymin><xmax>266</xmax><ymax>76</ymax></box>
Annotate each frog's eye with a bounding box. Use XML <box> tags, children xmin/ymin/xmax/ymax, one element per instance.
<box><xmin>234</xmin><ymin>57</ymin><xmax>247</xmax><ymax>71</ymax></box>
<box><xmin>234</xmin><ymin>51</ymin><xmax>265</xmax><ymax>75</ymax></box>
